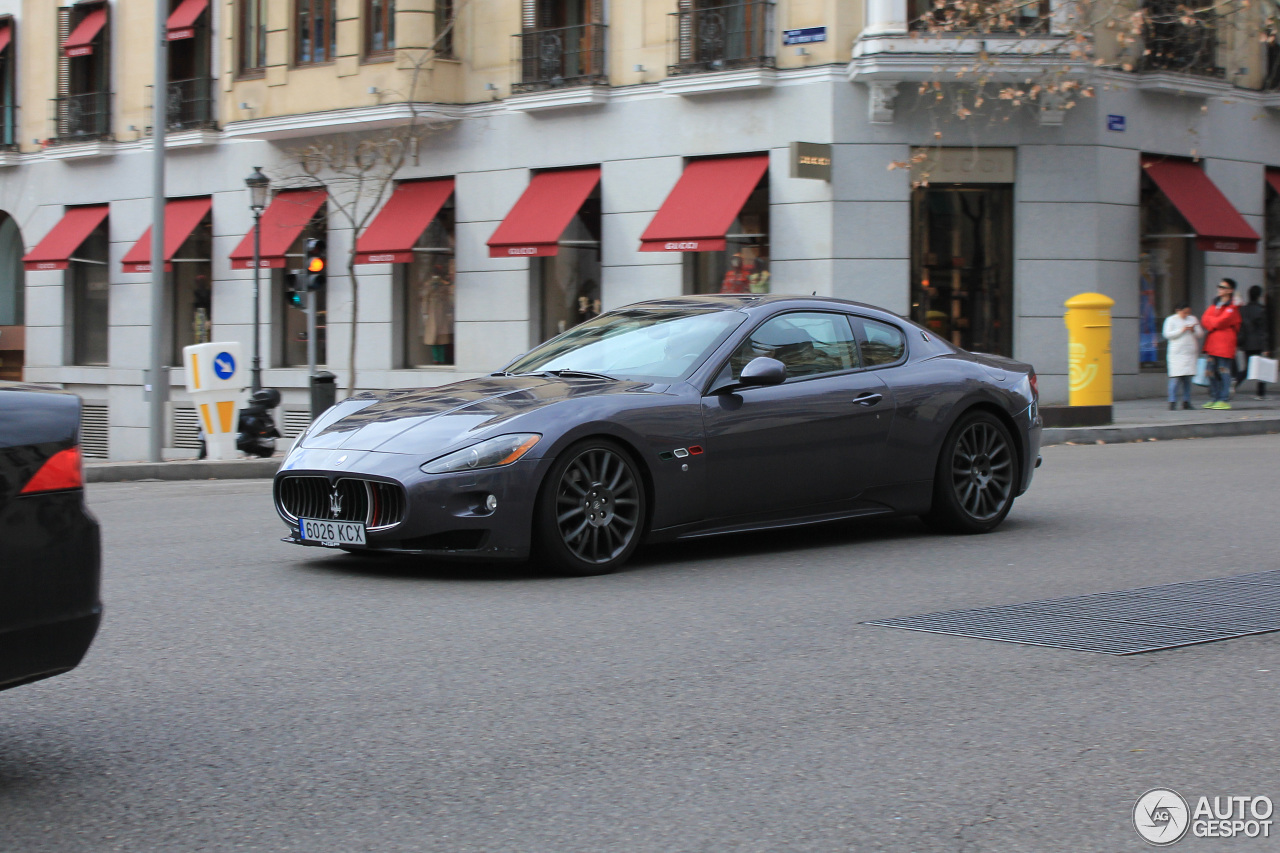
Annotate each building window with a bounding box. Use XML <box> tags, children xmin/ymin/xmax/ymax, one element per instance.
<box><xmin>367</xmin><ymin>0</ymin><xmax>396</xmax><ymax>57</ymax></box>
<box><xmin>1140</xmin><ymin>0</ymin><xmax>1222</xmax><ymax>78</ymax></box>
<box><xmin>515</xmin><ymin>0</ymin><xmax>606</xmax><ymax>92</ymax></box>
<box><xmin>532</xmin><ymin>194</ymin><xmax>601</xmax><ymax>343</ymax></box>
<box><xmin>168</xmin><ymin>0</ymin><xmax>215</xmax><ymax>130</ymax></box>
<box><xmin>1139</xmin><ymin>175</ymin><xmax>1193</xmax><ymax>368</ymax></box>
<box><xmin>296</xmin><ymin>0</ymin><xmax>336</xmax><ymax>65</ymax></box>
<box><xmin>684</xmin><ymin>182</ymin><xmax>770</xmax><ymax>297</ymax></box>
<box><xmin>169</xmin><ymin>215</ymin><xmax>213</xmax><ymax>366</ymax></box>
<box><xmin>276</xmin><ymin>215</ymin><xmax>327</xmax><ymax>367</ymax></box>
<box><xmin>1267</xmin><ymin>180</ymin><xmax>1280</xmax><ymax>354</ymax></box>
<box><xmin>0</xmin><ymin>17</ymin><xmax>15</xmax><ymax>150</ymax></box>
<box><xmin>71</xmin><ymin>219</ymin><xmax>110</xmax><ymax>366</ymax></box>
<box><xmin>910</xmin><ymin>185</ymin><xmax>1014</xmax><ymax>357</ymax></box>
<box><xmin>435</xmin><ymin>0</ymin><xmax>454</xmax><ymax>57</ymax></box>
<box><xmin>907</xmin><ymin>0</ymin><xmax>1050</xmax><ymax>33</ymax></box>
<box><xmin>55</xmin><ymin>3</ymin><xmax>112</xmax><ymax>143</ymax></box>
<box><xmin>238</xmin><ymin>0</ymin><xmax>267</xmax><ymax>75</ymax></box>
<box><xmin>669</xmin><ymin>0</ymin><xmax>775</xmax><ymax>76</ymax></box>
<box><xmin>398</xmin><ymin>206</ymin><xmax>455</xmax><ymax>366</ymax></box>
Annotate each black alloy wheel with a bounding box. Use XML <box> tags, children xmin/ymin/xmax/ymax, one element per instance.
<box><xmin>923</xmin><ymin>410</ymin><xmax>1018</xmax><ymax>534</ymax></box>
<box><xmin>535</xmin><ymin>440</ymin><xmax>646</xmax><ymax>575</ymax></box>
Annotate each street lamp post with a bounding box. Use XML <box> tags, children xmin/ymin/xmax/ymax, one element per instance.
<box><xmin>245</xmin><ymin>167</ymin><xmax>270</xmax><ymax>393</ymax></box>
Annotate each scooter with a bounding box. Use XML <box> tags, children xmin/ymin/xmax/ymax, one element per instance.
<box><xmin>236</xmin><ymin>388</ymin><xmax>282</xmax><ymax>458</ymax></box>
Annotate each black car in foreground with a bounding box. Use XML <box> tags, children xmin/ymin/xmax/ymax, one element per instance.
<box><xmin>0</xmin><ymin>384</ymin><xmax>101</xmax><ymax>690</ymax></box>
<box><xmin>275</xmin><ymin>295</ymin><xmax>1042</xmax><ymax>575</ymax></box>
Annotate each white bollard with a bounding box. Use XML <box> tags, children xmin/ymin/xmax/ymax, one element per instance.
<box><xmin>182</xmin><ymin>342</ymin><xmax>248</xmax><ymax>460</ymax></box>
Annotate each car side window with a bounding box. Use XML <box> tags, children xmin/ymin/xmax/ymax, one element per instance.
<box><xmin>858</xmin><ymin>318</ymin><xmax>907</xmax><ymax>367</ymax></box>
<box><xmin>728</xmin><ymin>312</ymin><xmax>861</xmax><ymax>380</ymax></box>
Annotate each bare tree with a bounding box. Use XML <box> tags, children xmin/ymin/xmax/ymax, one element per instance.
<box><xmin>271</xmin><ymin>18</ymin><xmax>464</xmax><ymax>400</ymax></box>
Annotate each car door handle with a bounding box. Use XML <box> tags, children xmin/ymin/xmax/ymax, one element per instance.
<box><xmin>853</xmin><ymin>392</ymin><xmax>883</xmax><ymax>407</ymax></box>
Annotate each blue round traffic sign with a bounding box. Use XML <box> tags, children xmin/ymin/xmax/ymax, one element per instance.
<box><xmin>212</xmin><ymin>351</ymin><xmax>236</xmax><ymax>380</ymax></box>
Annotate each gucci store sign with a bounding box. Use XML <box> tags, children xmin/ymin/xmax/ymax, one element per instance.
<box><xmin>790</xmin><ymin>142</ymin><xmax>833</xmax><ymax>181</ymax></box>
<box><xmin>911</xmin><ymin>147</ymin><xmax>1016</xmax><ymax>184</ymax></box>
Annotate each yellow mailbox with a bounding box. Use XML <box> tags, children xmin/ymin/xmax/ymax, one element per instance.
<box><xmin>1064</xmin><ymin>292</ymin><xmax>1114</xmax><ymax>409</ymax></box>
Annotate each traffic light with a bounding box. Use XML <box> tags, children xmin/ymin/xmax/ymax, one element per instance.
<box><xmin>284</xmin><ymin>270</ymin><xmax>305</xmax><ymax>308</ymax></box>
<box><xmin>305</xmin><ymin>238</ymin><xmax>327</xmax><ymax>291</ymax></box>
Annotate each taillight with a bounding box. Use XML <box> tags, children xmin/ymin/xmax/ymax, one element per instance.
<box><xmin>19</xmin><ymin>446</ymin><xmax>84</xmax><ymax>494</ymax></box>
<box><xmin>1028</xmin><ymin>371</ymin><xmax>1039</xmax><ymax>402</ymax></box>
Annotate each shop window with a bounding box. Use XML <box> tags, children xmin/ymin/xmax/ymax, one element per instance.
<box><xmin>1265</xmin><ymin>182</ymin><xmax>1280</xmax><ymax>355</ymax></box>
<box><xmin>684</xmin><ymin>182</ymin><xmax>770</xmax><ymax>296</ymax></box>
<box><xmin>910</xmin><ymin>185</ymin><xmax>1013</xmax><ymax>356</ymax></box>
<box><xmin>367</xmin><ymin>0</ymin><xmax>396</xmax><ymax>58</ymax></box>
<box><xmin>398</xmin><ymin>205</ymin><xmax>455</xmax><ymax>366</ymax></box>
<box><xmin>532</xmin><ymin>195</ymin><xmax>601</xmax><ymax>343</ymax></box>
<box><xmin>297</xmin><ymin>0</ymin><xmax>336</xmax><ymax>65</ymax></box>
<box><xmin>239</xmin><ymin>0</ymin><xmax>267</xmax><ymax>75</ymax></box>
<box><xmin>169</xmin><ymin>216</ymin><xmax>213</xmax><ymax>365</ymax></box>
<box><xmin>276</xmin><ymin>216</ymin><xmax>327</xmax><ymax>367</ymax></box>
<box><xmin>1139</xmin><ymin>175</ymin><xmax>1194</xmax><ymax>368</ymax></box>
<box><xmin>71</xmin><ymin>221</ymin><xmax>109</xmax><ymax>366</ymax></box>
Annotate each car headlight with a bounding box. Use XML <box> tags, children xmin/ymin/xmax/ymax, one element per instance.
<box><xmin>421</xmin><ymin>434</ymin><xmax>542</xmax><ymax>475</ymax></box>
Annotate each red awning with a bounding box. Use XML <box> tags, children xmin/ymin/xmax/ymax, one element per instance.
<box><xmin>1267</xmin><ymin>170</ymin><xmax>1280</xmax><ymax>198</ymax></box>
<box><xmin>64</xmin><ymin>6</ymin><xmax>107</xmax><ymax>57</ymax></box>
<box><xmin>1142</xmin><ymin>156</ymin><xmax>1259</xmax><ymax>254</ymax></box>
<box><xmin>167</xmin><ymin>0</ymin><xmax>208</xmax><ymax>40</ymax></box>
<box><xmin>355</xmin><ymin>179</ymin><xmax>455</xmax><ymax>264</ymax></box>
<box><xmin>229</xmin><ymin>189</ymin><xmax>326</xmax><ymax>270</ymax></box>
<box><xmin>0</xmin><ymin>21</ymin><xmax>13</xmax><ymax>55</ymax></box>
<box><xmin>121</xmin><ymin>197</ymin><xmax>212</xmax><ymax>273</ymax></box>
<box><xmin>640</xmin><ymin>155</ymin><xmax>769</xmax><ymax>252</ymax></box>
<box><xmin>487</xmin><ymin>167</ymin><xmax>601</xmax><ymax>258</ymax></box>
<box><xmin>22</xmin><ymin>205</ymin><xmax>110</xmax><ymax>271</ymax></box>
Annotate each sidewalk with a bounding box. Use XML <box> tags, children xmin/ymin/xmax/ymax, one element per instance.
<box><xmin>84</xmin><ymin>395</ymin><xmax>1280</xmax><ymax>483</ymax></box>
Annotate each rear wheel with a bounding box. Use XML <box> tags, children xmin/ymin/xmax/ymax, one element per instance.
<box><xmin>923</xmin><ymin>410</ymin><xmax>1019</xmax><ymax>534</ymax></box>
<box><xmin>534</xmin><ymin>440</ymin><xmax>647</xmax><ymax>576</ymax></box>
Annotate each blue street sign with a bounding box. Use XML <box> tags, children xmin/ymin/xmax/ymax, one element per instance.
<box><xmin>1107</xmin><ymin>114</ymin><xmax>1126</xmax><ymax>132</ymax></box>
<box><xmin>213</xmin><ymin>351</ymin><xmax>236</xmax><ymax>380</ymax></box>
<box><xmin>783</xmin><ymin>26</ymin><xmax>827</xmax><ymax>45</ymax></box>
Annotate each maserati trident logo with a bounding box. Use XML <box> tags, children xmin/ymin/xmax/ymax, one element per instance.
<box><xmin>329</xmin><ymin>488</ymin><xmax>344</xmax><ymax>518</ymax></box>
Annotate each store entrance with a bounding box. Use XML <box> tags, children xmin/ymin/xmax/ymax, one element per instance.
<box><xmin>910</xmin><ymin>185</ymin><xmax>1014</xmax><ymax>356</ymax></box>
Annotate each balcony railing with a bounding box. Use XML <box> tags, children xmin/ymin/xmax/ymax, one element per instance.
<box><xmin>668</xmin><ymin>0</ymin><xmax>775</xmax><ymax>77</ymax></box>
<box><xmin>908</xmin><ymin>0</ymin><xmax>1051</xmax><ymax>33</ymax></box>
<box><xmin>166</xmin><ymin>77</ymin><xmax>217</xmax><ymax>131</ymax></box>
<box><xmin>1140</xmin><ymin>2</ymin><xmax>1223</xmax><ymax>78</ymax></box>
<box><xmin>51</xmin><ymin>92</ymin><xmax>112</xmax><ymax>144</ymax></box>
<box><xmin>513</xmin><ymin>23</ymin><xmax>608</xmax><ymax>93</ymax></box>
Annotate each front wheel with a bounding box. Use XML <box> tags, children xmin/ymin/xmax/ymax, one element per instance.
<box><xmin>534</xmin><ymin>440</ymin><xmax>647</xmax><ymax>576</ymax></box>
<box><xmin>922</xmin><ymin>410</ymin><xmax>1019</xmax><ymax>534</ymax></box>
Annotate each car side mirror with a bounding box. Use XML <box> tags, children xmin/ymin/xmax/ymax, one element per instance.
<box><xmin>738</xmin><ymin>356</ymin><xmax>787</xmax><ymax>387</ymax></box>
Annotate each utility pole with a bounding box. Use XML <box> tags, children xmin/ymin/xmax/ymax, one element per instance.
<box><xmin>147</xmin><ymin>0</ymin><xmax>168</xmax><ymax>463</ymax></box>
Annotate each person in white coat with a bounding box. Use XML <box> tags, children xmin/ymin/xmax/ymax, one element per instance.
<box><xmin>1163</xmin><ymin>302</ymin><xmax>1202</xmax><ymax>410</ymax></box>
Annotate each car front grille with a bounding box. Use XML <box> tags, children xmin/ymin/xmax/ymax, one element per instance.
<box><xmin>275</xmin><ymin>476</ymin><xmax>407</xmax><ymax>530</ymax></box>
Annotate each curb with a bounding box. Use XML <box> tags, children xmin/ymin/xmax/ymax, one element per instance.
<box><xmin>1042</xmin><ymin>417</ymin><xmax>1280</xmax><ymax>446</ymax></box>
<box><xmin>86</xmin><ymin>458</ymin><xmax>281</xmax><ymax>483</ymax></box>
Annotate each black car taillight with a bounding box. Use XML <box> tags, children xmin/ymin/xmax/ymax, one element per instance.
<box><xmin>20</xmin><ymin>446</ymin><xmax>84</xmax><ymax>494</ymax></box>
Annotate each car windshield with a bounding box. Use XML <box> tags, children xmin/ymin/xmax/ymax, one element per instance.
<box><xmin>505</xmin><ymin>308</ymin><xmax>746</xmax><ymax>381</ymax></box>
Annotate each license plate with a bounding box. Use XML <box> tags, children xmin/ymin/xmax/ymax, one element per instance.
<box><xmin>299</xmin><ymin>518</ymin><xmax>367</xmax><ymax>548</ymax></box>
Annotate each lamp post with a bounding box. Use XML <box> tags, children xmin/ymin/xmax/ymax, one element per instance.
<box><xmin>245</xmin><ymin>167</ymin><xmax>269</xmax><ymax>392</ymax></box>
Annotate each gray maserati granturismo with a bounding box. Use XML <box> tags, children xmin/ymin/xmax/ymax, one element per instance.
<box><xmin>274</xmin><ymin>295</ymin><xmax>1042</xmax><ymax>575</ymax></box>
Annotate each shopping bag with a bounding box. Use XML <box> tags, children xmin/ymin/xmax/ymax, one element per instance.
<box><xmin>1246</xmin><ymin>355</ymin><xmax>1278</xmax><ymax>384</ymax></box>
<box><xmin>1192</xmin><ymin>355</ymin><xmax>1211</xmax><ymax>387</ymax></box>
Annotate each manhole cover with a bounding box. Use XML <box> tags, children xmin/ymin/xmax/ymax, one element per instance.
<box><xmin>865</xmin><ymin>570</ymin><xmax>1280</xmax><ymax>655</ymax></box>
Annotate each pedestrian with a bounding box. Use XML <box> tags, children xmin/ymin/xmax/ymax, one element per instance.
<box><xmin>1201</xmin><ymin>278</ymin><xmax>1242</xmax><ymax>409</ymax></box>
<box><xmin>1236</xmin><ymin>284</ymin><xmax>1270</xmax><ymax>400</ymax></box>
<box><xmin>1162</xmin><ymin>302</ymin><xmax>1201</xmax><ymax>410</ymax></box>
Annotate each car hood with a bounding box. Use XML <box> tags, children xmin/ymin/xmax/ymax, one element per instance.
<box><xmin>297</xmin><ymin>375</ymin><xmax>659</xmax><ymax>454</ymax></box>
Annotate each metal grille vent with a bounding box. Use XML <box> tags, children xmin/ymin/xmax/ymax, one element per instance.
<box><xmin>281</xmin><ymin>409</ymin><xmax>312</xmax><ymax>438</ymax></box>
<box><xmin>170</xmin><ymin>405</ymin><xmax>203</xmax><ymax>449</ymax></box>
<box><xmin>80</xmin><ymin>403</ymin><xmax>108</xmax><ymax>458</ymax></box>
<box><xmin>275</xmin><ymin>476</ymin><xmax>406</xmax><ymax>530</ymax></box>
<box><xmin>866</xmin><ymin>570</ymin><xmax>1280</xmax><ymax>655</ymax></box>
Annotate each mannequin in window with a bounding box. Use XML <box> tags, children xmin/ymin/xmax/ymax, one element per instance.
<box><xmin>719</xmin><ymin>254</ymin><xmax>751</xmax><ymax>294</ymax></box>
<box><xmin>192</xmin><ymin>274</ymin><xmax>212</xmax><ymax>344</ymax></box>
<box><xmin>576</xmin><ymin>278</ymin><xmax>601</xmax><ymax>325</ymax></box>
<box><xmin>419</xmin><ymin>259</ymin><xmax>455</xmax><ymax>364</ymax></box>
<box><xmin>749</xmin><ymin>255</ymin><xmax>770</xmax><ymax>294</ymax></box>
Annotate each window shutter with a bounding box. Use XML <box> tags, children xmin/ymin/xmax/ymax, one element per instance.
<box><xmin>522</xmin><ymin>0</ymin><xmax>536</xmax><ymax>31</ymax></box>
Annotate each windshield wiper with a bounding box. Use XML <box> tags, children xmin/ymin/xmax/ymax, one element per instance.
<box><xmin>526</xmin><ymin>369</ymin><xmax>619</xmax><ymax>381</ymax></box>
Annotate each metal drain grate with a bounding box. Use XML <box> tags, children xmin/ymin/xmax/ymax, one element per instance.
<box><xmin>866</xmin><ymin>570</ymin><xmax>1280</xmax><ymax>655</ymax></box>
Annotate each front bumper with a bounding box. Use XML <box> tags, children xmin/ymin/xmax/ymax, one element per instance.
<box><xmin>275</xmin><ymin>446</ymin><xmax>549</xmax><ymax>561</ymax></box>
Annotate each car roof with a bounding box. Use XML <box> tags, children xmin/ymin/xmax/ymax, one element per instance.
<box><xmin>620</xmin><ymin>294</ymin><xmax>904</xmax><ymax>323</ymax></box>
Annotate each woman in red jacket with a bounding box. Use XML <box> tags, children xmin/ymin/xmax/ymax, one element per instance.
<box><xmin>1201</xmin><ymin>278</ymin><xmax>1242</xmax><ymax>409</ymax></box>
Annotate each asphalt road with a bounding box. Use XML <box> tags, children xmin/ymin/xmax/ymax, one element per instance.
<box><xmin>4</xmin><ymin>435</ymin><xmax>1280</xmax><ymax>852</ymax></box>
